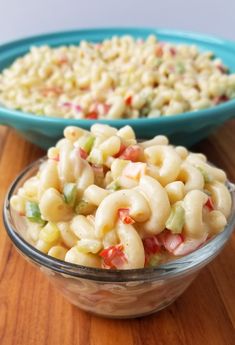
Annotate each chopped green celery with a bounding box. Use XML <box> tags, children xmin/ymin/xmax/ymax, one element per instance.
<box><xmin>111</xmin><ymin>159</ymin><xmax>129</xmax><ymax>179</ymax></box>
<box><xmin>84</xmin><ymin>136</ymin><xmax>95</xmax><ymax>153</ymax></box>
<box><xmin>88</xmin><ymin>148</ymin><xmax>104</xmax><ymax>165</ymax></box>
<box><xmin>154</xmin><ymin>58</ymin><xmax>163</xmax><ymax>67</ymax></box>
<box><xmin>63</xmin><ymin>183</ymin><xmax>77</xmax><ymax>207</ymax></box>
<box><xmin>148</xmin><ymin>253</ymin><xmax>164</xmax><ymax>267</ymax></box>
<box><xmin>166</xmin><ymin>203</ymin><xmax>185</xmax><ymax>234</ymax></box>
<box><xmin>25</xmin><ymin>201</ymin><xmax>46</xmax><ymax>225</ymax></box>
<box><xmin>39</xmin><ymin>222</ymin><xmax>60</xmax><ymax>243</ymax></box>
<box><xmin>106</xmin><ymin>180</ymin><xmax>121</xmax><ymax>191</ymax></box>
<box><xmin>197</xmin><ymin>166</ymin><xmax>213</xmax><ymax>183</ymax></box>
<box><xmin>141</xmin><ymin>106</ymin><xmax>150</xmax><ymax>116</ymax></box>
<box><xmin>75</xmin><ymin>200</ymin><xmax>95</xmax><ymax>215</ymax></box>
<box><xmin>79</xmin><ymin>135</ymin><xmax>95</xmax><ymax>154</ymax></box>
<box><xmin>176</xmin><ymin>61</ymin><xmax>185</xmax><ymax>74</ymax></box>
<box><xmin>228</xmin><ymin>91</ymin><xmax>235</xmax><ymax>99</ymax></box>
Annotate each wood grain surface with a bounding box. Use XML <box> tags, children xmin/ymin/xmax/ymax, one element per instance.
<box><xmin>0</xmin><ymin>122</ymin><xmax>235</xmax><ymax>345</ymax></box>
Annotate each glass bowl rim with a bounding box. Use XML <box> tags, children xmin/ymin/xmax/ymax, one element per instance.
<box><xmin>3</xmin><ymin>157</ymin><xmax>235</xmax><ymax>282</ymax></box>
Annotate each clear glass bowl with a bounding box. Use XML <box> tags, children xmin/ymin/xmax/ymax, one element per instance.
<box><xmin>3</xmin><ymin>158</ymin><xmax>235</xmax><ymax>318</ymax></box>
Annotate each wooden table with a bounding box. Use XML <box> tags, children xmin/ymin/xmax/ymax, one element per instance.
<box><xmin>0</xmin><ymin>122</ymin><xmax>235</xmax><ymax>345</ymax></box>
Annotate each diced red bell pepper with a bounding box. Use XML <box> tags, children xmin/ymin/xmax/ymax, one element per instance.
<box><xmin>51</xmin><ymin>154</ymin><xmax>60</xmax><ymax>162</ymax></box>
<box><xmin>75</xmin><ymin>105</ymin><xmax>82</xmax><ymax>112</ymax></box>
<box><xmin>57</xmin><ymin>57</ymin><xmax>68</xmax><ymax>65</ymax></box>
<box><xmin>216</xmin><ymin>65</ymin><xmax>227</xmax><ymax>74</ymax></box>
<box><xmin>118</xmin><ymin>208</ymin><xmax>135</xmax><ymax>225</ymax></box>
<box><xmin>169</xmin><ymin>47</ymin><xmax>176</xmax><ymax>56</ymax></box>
<box><xmin>79</xmin><ymin>148</ymin><xmax>88</xmax><ymax>159</ymax></box>
<box><xmin>204</xmin><ymin>197</ymin><xmax>214</xmax><ymax>211</ymax></box>
<box><xmin>61</xmin><ymin>102</ymin><xmax>72</xmax><ymax>108</ymax></box>
<box><xmin>213</xmin><ymin>95</ymin><xmax>229</xmax><ymax>105</ymax></box>
<box><xmin>86</xmin><ymin>111</ymin><xmax>98</xmax><ymax>119</ymax></box>
<box><xmin>143</xmin><ymin>236</ymin><xmax>161</xmax><ymax>256</ymax></box>
<box><xmin>172</xmin><ymin>234</ymin><xmax>207</xmax><ymax>256</ymax></box>
<box><xmin>125</xmin><ymin>96</ymin><xmax>132</xmax><ymax>106</ymax></box>
<box><xmin>156</xmin><ymin>46</ymin><xmax>163</xmax><ymax>57</ymax></box>
<box><xmin>119</xmin><ymin>145</ymin><xmax>141</xmax><ymax>162</ymax></box>
<box><xmin>102</xmin><ymin>103</ymin><xmax>111</xmax><ymax>114</ymax></box>
<box><xmin>90</xmin><ymin>102</ymin><xmax>110</xmax><ymax>115</ymax></box>
<box><xmin>99</xmin><ymin>245</ymin><xmax>127</xmax><ymax>269</ymax></box>
<box><xmin>42</xmin><ymin>87</ymin><xmax>62</xmax><ymax>96</ymax></box>
<box><xmin>158</xmin><ymin>230</ymin><xmax>183</xmax><ymax>253</ymax></box>
<box><xmin>113</xmin><ymin>143</ymin><xmax>127</xmax><ymax>158</ymax></box>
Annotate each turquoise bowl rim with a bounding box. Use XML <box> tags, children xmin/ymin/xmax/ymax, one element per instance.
<box><xmin>0</xmin><ymin>27</ymin><xmax>235</xmax><ymax>127</ymax></box>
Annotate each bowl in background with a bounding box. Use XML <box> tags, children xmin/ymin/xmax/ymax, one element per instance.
<box><xmin>0</xmin><ymin>28</ymin><xmax>235</xmax><ymax>149</ymax></box>
<box><xmin>3</xmin><ymin>158</ymin><xmax>235</xmax><ymax>318</ymax></box>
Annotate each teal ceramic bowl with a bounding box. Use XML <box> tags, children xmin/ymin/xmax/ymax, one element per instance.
<box><xmin>0</xmin><ymin>28</ymin><xmax>235</xmax><ymax>149</ymax></box>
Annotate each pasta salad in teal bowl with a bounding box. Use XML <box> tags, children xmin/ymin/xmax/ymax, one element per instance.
<box><xmin>0</xmin><ymin>28</ymin><xmax>235</xmax><ymax>149</ymax></box>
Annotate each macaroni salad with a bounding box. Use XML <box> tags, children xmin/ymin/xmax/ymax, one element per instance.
<box><xmin>1</xmin><ymin>35</ymin><xmax>235</xmax><ymax>119</ymax></box>
<box><xmin>10</xmin><ymin>124</ymin><xmax>232</xmax><ymax>269</ymax></box>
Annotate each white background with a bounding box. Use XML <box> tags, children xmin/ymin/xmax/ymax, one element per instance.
<box><xmin>0</xmin><ymin>0</ymin><xmax>234</xmax><ymax>43</ymax></box>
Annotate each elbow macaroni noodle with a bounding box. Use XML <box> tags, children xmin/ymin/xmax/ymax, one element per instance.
<box><xmin>95</xmin><ymin>189</ymin><xmax>151</xmax><ymax>238</ymax></box>
<box><xmin>10</xmin><ymin>124</ymin><xmax>232</xmax><ymax>269</ymax></box>
<box><xmin>136</xmin><ymin>176</ymin><xmax>171</xmax><ymax>235</ymax></box>
<box><xmin>1</xmin><ymin>35</ymin><xmax>235</xmax><ymax>119</ymax></box>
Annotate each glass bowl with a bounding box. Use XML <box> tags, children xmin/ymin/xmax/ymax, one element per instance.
<box><xmin>1</xmin><ymin>28</ymin><xmax>235</xmax><ymax>149</ymax></box>
<box><xmin>3</xmin><ymin>158</ymin><xmax>235</xmax><ymax>318</ymax></box>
